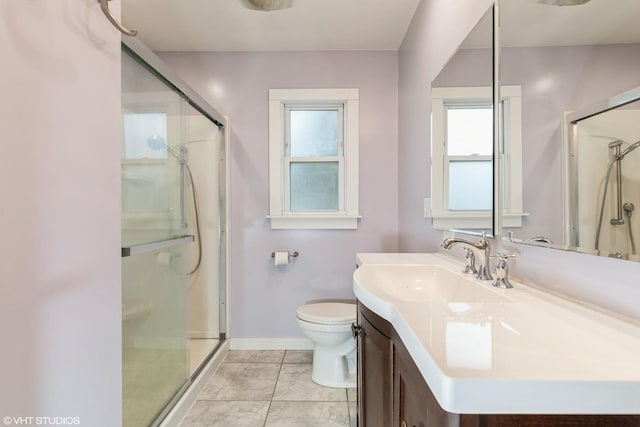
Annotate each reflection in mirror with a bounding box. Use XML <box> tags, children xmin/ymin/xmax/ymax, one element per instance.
<box><xmin>569</xmin><ymin>96</ymin><xmax>640</xmax><ymax>260</ymax></box>
<box><xmin>498</xmin><ymin>0</ymin><xmax>640</xmax><ymax>263</ymax></box>
<box><xmin>429</xmin><ymin>6</ymin><xmax>494</xmax><ymax>236</ymax></box>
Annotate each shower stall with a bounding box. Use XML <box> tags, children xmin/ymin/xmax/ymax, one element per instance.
<box><xmin>120</xmin><ymin>41</ymin><xmax>228</xmax><ymax>427</ymax></box>
<box><xmin>568</xmin><ymin>97</ymin><xmax>640</xmax><ymax>260</ymax></box>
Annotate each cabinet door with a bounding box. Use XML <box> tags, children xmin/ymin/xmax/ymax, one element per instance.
<box><xmin>393</xmin><ymin>331</ymin><xmax>464</xmax><ymax>427</ymax></box>
<box><xmin>358</xmin><ymin>309</ymin><xmax>393</xmax><ymax>427</ymax></box>
<box><xmin>394</xmin><ymin>345</ymin><xmax>429</xmax><ymax>427</ymax></box>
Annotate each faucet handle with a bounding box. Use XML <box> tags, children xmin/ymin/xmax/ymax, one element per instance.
<box><xmin>462</xmin><ymin>249</ymin><xmax>478</xmax><ymax>275</ymax></box>
<box><xmin>490</xmin><ymin>253</ymin><xmax>515</xmax><ymax>289</ymax></box>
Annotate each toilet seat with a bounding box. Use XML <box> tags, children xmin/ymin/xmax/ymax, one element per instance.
<box><xmin>296</xmin><ymin>302</ymin><xmax>356</xmax><ymax>325</ymax></box>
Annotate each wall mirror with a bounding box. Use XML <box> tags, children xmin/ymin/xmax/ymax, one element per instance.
<box><xmin>497</xmin><ymin>0</ymin><xmax>640</xmax><ymax>262</ymax></box>
<box><xmin>429</xmin><ymin>5</ymin><xmax>495</xmax><ymax>237</ymax></box>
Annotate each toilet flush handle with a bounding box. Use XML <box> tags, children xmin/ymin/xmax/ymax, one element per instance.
<box><xmin>351</xmin><ymin>323</ymin><xmax>361</xmax><ymax>339</ymax></box>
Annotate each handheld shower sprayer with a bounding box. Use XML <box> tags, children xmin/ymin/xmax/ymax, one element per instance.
<box><xmin>595</xmin><ymin>139</ymin><xmax>640</xmax><ymax>251</ymax></box>
<box><xmin>145</xmin><ymin>135</ymin><xmax>202</xmax><ymax>275</ymax></box>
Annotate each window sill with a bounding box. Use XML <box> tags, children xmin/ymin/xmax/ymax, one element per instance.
<box><xmin>427</xmin><ymin>211</ymin><xmax>528</xmax><ymax>230</ymax></box>
<box><xmin>267</xmin><ymin>214</ymin><xmax>362</xmax><ymax>230</ymax></box>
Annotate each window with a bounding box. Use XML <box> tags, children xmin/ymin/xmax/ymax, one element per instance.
<box><xmin>429</xmin><ymin>86</ymin><xmax>524</xmax><ymax>229</ymax></box>
<box><xmin>268</xmin><ymin>89</ymin><xmax>360</xmax><ymax>229</ymax></box>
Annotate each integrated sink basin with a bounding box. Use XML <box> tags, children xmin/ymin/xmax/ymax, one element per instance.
<box><xmin>355</xmin><ymin>264</ymin><xmax>509</xmax><ymax>303</ymax></box>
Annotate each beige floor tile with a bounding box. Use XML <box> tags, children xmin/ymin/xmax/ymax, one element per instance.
<box><xmin>180</xmin><ymin>400</ymin><xmax>269</xmax><ymax>427</ymax></box>
<box><xmin>225</xmin><ymin>350</ymin><xmax>285</xmax><ymax>364</ymax></box>
<box><xmin>273</xmin><ymin>364</ymin><xmax>347</xmax><ymax>402</ymax></box>
<box><xmin>199</xmin><ymin>363</ymin><xmax>281</xmax><ymax>401</ymax></box>
<box><xmin>265</xmin><ymin>401</ymin><xmax>350</xmax><ymax>427</ymax></box>
<box><xmin>283</xmin><ymin>350</ymin><xmax>313</xmax><ymax>364</ymax></box>
<box><xmin>348</xmin><ymin>401</ymin><xmax>357</xmax><ymax>427</ymax></box>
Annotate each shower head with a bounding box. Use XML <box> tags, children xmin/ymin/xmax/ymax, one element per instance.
<box><xmin>147</xmin><ymin>134</ymin><xmax>166</xmax><ymax>150</ymax></box>
<box><xmin>618</xmin><ymin>140</ymin><xmax>640</xmax><ymax>160</ymax></box>
<box><xmin>146</xmin><ymin>135</ymin><xmax>184</xmax><ymax>160</ymax></box>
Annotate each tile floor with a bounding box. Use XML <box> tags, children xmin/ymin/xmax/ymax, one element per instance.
<box><xmin>179</xmin><ymin>350</ymin><xmax>357</xmax><ymax>427</ymax></box>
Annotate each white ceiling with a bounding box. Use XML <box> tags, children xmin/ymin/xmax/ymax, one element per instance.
<box><xmin>500</xmin><ymin>0</ymin><xmax>640</xmax><ymax>47</ymax></box>
<box><xmin>122</xmin><ymin>0</ymin><xmax>421</xmax><ymax>52</ymax></box>
<box><xmin>463</xmin><ymin>0</ymin><xmax>640</xmax><ymax>49</ymax></box>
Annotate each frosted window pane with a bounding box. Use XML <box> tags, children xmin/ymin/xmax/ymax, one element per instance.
<box><xmin>290</xmin><ymin>109</ymin><xmax>339</xmax><ymax>157</ymax></box>
<box><xmin>448</xmin><ymin>161</ymin><xmax>492</xmax><ymax>211</ymax></box>
<box><xmin>123</xmin><ymin>113</ymin><xmax>168</xmax><ymax>160</ymax></box>
<box><xmin>290</xmin><ymin>162</ymin><xmax>339</xmax><ymax>211</ymax></box>
<box><xmin>447</xmin><ymin>108</ymin><xmax>493</xmax><ymax>156</ymax></box>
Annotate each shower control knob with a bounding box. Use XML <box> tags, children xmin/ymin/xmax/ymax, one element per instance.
<box><xmin>351</xmin><ymin>323</ymin><xmax>361</xmax><ymax>339</ymax></box>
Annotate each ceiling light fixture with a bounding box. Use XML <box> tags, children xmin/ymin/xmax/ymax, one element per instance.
<box><xmin>244</xmin><ymin>0</ymin><xmax>294</xmax><ymax>11</ymax></box>
<box><xmin>536</xmin><ymin>0</ymin><xmax>591</xmax><ymax>6</ymax></box>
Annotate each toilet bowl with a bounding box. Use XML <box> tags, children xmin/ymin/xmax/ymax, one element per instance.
<box><xmin>296</xmin><ymin>302</ymin><xmax>357</xmax><ymax>388</ymax></box>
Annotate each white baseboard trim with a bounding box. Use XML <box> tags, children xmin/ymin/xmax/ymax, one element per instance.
<box><xmin>230</xmin><ymin>338</ymin><xmax>313</xmax><ymax>350</ymax></box>
<box><xmin>189</xmin><ymin>331</ymin><xmax>218</xmax><ymax>339</ymax></box>
<box><xmin>159</xmin><ymin>340</ymin><xmax>229</xmax><ymax>427</ymax></box>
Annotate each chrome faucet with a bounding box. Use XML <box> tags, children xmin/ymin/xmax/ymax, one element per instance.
<box><xmin>441</xmin><ymin>236</ymin><xmax>493</xmax><ymax>281</ymax></box>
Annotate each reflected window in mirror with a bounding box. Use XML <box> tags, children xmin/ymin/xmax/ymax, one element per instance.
<box><xmin>428</xmin><ymin>5</ymin><xmax>495</xmax><ymax>236</ymax></box>
<box><xmin>430</xmin><ymin>86</ymin><xmax>524</xmax><ymax>230</ymax></box>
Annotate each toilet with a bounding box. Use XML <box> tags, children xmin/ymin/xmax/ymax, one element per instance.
<box><xmin>296</xmin><ymin>302</ymin><xmax>357</xmax><ymax>388</ymax></box>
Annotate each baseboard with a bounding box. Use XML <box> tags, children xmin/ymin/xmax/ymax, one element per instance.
<box><xmin>189</xmin><ymin>331</ymin><xmax>218</xmax><ymax>339</ymax></box>
<box><xmin>230</xmin><ymin>338</ymin><xmax>313</xmax><ymax>350</ymax></box>
<box><xmin>158</xmin><ymin>340</ymin><xmax>230</xmax><ymax>427</ymax></box>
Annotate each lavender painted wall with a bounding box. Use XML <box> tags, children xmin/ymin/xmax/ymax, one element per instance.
<box><xmin>397</xmin><ymin>0</ymin><xmax>494</xmax><ymax>252</ymax></box>
<box><xmin>159</xmin><ymin>51</ymin><xmax>399</xmax><ymax>338</ymax></box>
<box><xmin>399</xmin><ymin>1</ymin><xmax>640</xmax><ymax>320</ymax></box>
<box><xmin>0</xmin><ymin>0</ymin><xmax>121</xmax><ymax>423</ymax></box>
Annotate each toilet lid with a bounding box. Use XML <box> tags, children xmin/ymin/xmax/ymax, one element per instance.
<box><xmin>296</xmin><ymin>303</ymin><xmax>356</xmax><ymax>325</ymax></box>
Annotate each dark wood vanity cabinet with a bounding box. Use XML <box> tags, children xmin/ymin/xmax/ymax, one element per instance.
<box><xmin>357</xmin><ymin>303</ymin><xmax>393</xmax><ymax>427</ymax></box>
<box><xmin>357</xmin><ymin>302</ymin><xmax>640</xmax><ymax>427</ymax></box>
<box><xmin>393</xmin><ymin>329</ymin><xmax>465</xmax><ymax>427</ymax></box>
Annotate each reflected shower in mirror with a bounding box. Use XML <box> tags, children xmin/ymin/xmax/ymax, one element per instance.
<box><xmin>569</xmin><ymin>97</ymin><xmax>640</xmax><ymax>260</ymax></box>
<box><xmin>429</xmin><ymin>6</ymin><xmax>494</xmax><ymax>236</ymax></box>
<box><xmin>498</xmin><ymin>0</ymin><xmax>640</xmax><ymax>263</ymax></box>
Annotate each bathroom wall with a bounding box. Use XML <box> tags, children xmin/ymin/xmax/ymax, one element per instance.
<box><xmin>0</xmin><ymin>0</ymin><xmax>122</xmax><ymax>424</ymax></box>
<box><xmin>399</xmin><ymin>0</ymin><xmax>640</xmax><ymax>321</ymax></box>
<box><xmin>159</xmin><ymin>51</ymin><xmax>399</xmax><ymax>340</ymax></box>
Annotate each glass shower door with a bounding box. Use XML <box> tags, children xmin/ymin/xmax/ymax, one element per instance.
<box><xmin>121</xmin><ymin>51</ymin><xmax>190</xmax><ymax>427</ymax></box>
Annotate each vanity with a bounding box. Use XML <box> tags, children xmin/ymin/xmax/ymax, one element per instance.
<box><xmin>353</xmin><ymin>253</ymin><xmax>640</xmax><ymax>427</ymax></box>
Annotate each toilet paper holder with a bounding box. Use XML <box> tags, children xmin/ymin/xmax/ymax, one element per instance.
<box><xmin>271</xmin><ymin>251</ymin><xmax>299</xmax><ymax>259</ymax></box>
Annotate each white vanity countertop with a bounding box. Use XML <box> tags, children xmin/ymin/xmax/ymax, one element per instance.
<box><xmin>353</xmin><ymin>252</ymin><xmax>640</xmax><ymax>414</ymax></box>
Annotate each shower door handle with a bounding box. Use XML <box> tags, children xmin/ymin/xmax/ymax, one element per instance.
<box><xmin>121</xmin><ymin>235</ymin><xmax>194</xmax><ymax>257</ymax></box>
<box><xmin>99</xmin><ymin>0</ymin><xmax>138</xmax><ymax>37</ymax></box>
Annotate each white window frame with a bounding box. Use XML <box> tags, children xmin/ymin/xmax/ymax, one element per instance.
<box><xmin>429</xmin><ymin>85</ymin><xmax>524</xmax><ymax>230</ymax></box>
<box><xmin>268</xmin><ymin>88</ymin><xmax>360</xmax><ymax>229</ymax></box>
